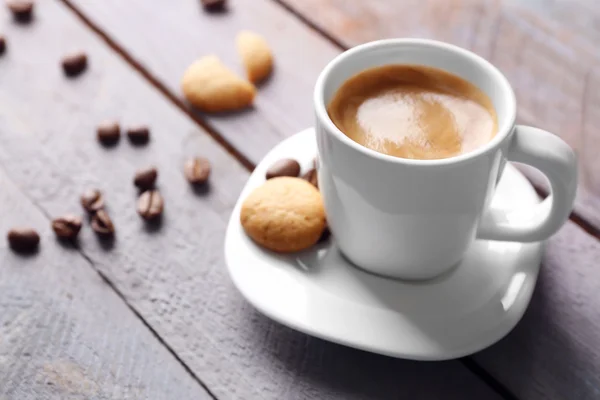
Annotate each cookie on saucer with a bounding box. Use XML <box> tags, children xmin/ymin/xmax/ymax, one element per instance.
<box><xmin>240</xmin><ymin>177</ymin><xmax>326</xmax><ymax>253</ymax></box>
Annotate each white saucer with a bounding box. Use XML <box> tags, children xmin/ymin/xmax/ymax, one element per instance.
<box><xmin>225</xmin><ymin>128</ymin><xmax>542</xmax><ymax>360</ymax></box>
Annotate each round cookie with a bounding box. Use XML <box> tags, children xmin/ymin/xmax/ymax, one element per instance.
<box><xmin>240</xmin><ymin>177</ymin><xmax>326</xmax><ymax>253</ymax></box>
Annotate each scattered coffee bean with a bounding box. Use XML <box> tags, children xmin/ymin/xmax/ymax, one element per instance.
<box><xmin>80</xmin><ymin>189</ymin><xmax>104</xmax><ymax>213</ymax></box>
<box><xmin>61</xmin><ymin>51</ymin><xmax>87</xmax><ymax>77</ymax></box>
<box><xmin>201</xmin><ymin>0</ymin><xmax>226</xmax><ymax>12</ymax></box>
<box><xmin>97</xmin><ymin>121</ymin><xmax>120</xmax><ymax>145</ymax></box>
<box><xmin>134</xmin><ymin>167</ymin><xmax>158</xmax><ymax>190</ymax></box>
<box><xmin>184</xmin><ymin>157</ymin><xmax>211</xmax><ymax>184</ymax></box>
<box><xmin>137</xmin><ymin>190</ymin><xmax>164</xmax><ymax>220</ymax></box>
<box><xmin>302</xmin><ymin>168</ymin><xmax>318</xmax><ymax>188</ymax></box>
<box><xmin>126</xmin><ymin>125</ymin><xmax>150</xmax><ymax>145</ymax></box>
<box><xmin>319</xmin><ymin>224</ymin><xmax>331</xmax><ymax>243</ymax></box>
<box><xmin>266</xmin><ymin>158</ymin><xmax>300</xmax><ymax>179</ymax></box>
<box><xmin>7</xmin><ymin>227</ymin><xmax>39</xmax><ymax>253</ymax></box>
<box><xmin>7</xmin><ymin>0</ymin><xmax>34</xmax><ymax>23</ymax></box>
<box><xmin>0</xmin><ymin>36</ymin><xmax>6</xmax><ymax>56</ymax></box>
<box><xmin>91</xmin><ymin>210</ymin><xmax>114</xmax><ymax>236</ymax></box>
<box><xmin>51</xmin><ymin>215</ymin><xmax>82</xmax><ymax>240</ymax></box>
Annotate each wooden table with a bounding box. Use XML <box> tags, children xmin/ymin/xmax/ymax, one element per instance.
<box><xmin>0</xmin><ymin>0</ymin><xmax>598</xmax><ymax>398</ymax></box>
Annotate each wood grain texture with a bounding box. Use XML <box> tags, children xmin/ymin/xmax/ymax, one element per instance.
<box><xmin>0</xmin><ymin>1</ymin><xmax>503</xmax><ymax>399</ymax></box>
<box><xmin>59</xmin><ymin>0</ymin><xmax>600</xmax><ymax>399</ymax></box>
<box><xmin>277</xmin><ymin>0</ymin><xmax>600</xmax><ymax>228</ymax></box>
<box><xmin>0</xmin><ymin>171</ymin><xmax>210</xmax><ymax>399</ymax></box>
<box><xmin>65</xmin><ymin>0</ymin><xmax>339</xmax><ymax>166</ymax></box>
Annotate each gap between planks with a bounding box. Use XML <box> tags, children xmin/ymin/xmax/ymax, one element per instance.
<box><xmin>459</xmin><ymin>358</ymin><xmax>520</xmax><ymax>400</ymax></box>
<box><xmin>53</xmin><ymin>1</ymin><xmax>594</xmax><ymax>400</ymax></box>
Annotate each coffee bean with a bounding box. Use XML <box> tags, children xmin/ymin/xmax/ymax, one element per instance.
<box><xmin>302</xmin><ymin>168</ymin><xmax>318</xmax><ymax>188</ymax></box>
<box><xmin>184</xmin><ymin>157</ymin><xmax>211</xmax><ymax>184</ymax></box>
<box><xmin>126</xmin><ymin>125</ymin><xmax>150</xmax><ymax>145</ymax></box>
<box><xmin>7</xmin><ymin>0</ymin><xmax>34</xmax><ymax>23</ymax></box>
<box><xmin>7</xmin><ymin>227</ymin><xmax>39</xmax><ymax>253</ymax></box>
<box><xmin>319</xmin><ymin>224</ymin><xmax>331</xmax><ymax>243</ymax></box>
<box><xmin>97</xmin><ymin>121</ymin><xmax>120</xmax><ymax>145</ymax></box>
<box><xmin>202</xmin><ymin>0</ymin><xmax>226</xmax><ymax>12</ymax></box>
<box><xmin>91</xmin><ymin>210</ymin><xmax>114</xmax><ymax>236</ymax></box>
<box><xmin>80</xmin><ymin>189</ymin><xmax>104</xmax><ymax>213</ymax></box>
<box><xmin>266</xmin><ymin>158</ymin><xmax>300</xmax><ymax>179</ymax></box>
<box><xmin>0</xmin><ymin>36</ymin><xmax>6</xmax><ymax>56</ymax></box>
<box><xmin>51</xmin><ymin>215</ymin><xmax>82</xmax><ymax>240</ymax></box>
<box><xmin>134</xmin><ymin>167</ymin><xmax>158</xmax><ymax>190</ymax></box>
<box><xmin>62</xmin><ymin>52</ymin><xmax>87</xmax><ymax>77</ymax></box>
<box><xmin>137</xmin><ymin>190</ymin><xmax>164</xmax><ymax>220</ymax></box>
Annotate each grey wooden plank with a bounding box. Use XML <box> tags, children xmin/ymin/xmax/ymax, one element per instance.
<box><xmin>0</xmin><ymin>1</ymin><xmax>505</xmax><ymax>399</ymax></box>
<box><xmin>0</xmin><ymin>170</ymin><xmax>212</xmax><ymax>399</ymax></box>
<box><xmin>59</xmin><ymin>0</ymin><xmax>600</xmax><ymax>399</ymax></box>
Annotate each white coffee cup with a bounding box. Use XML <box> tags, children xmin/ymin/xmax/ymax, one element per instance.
<box><xmin>314</xmin><ymin>39</ymin><xmax>577</xmax><ymax>280</ymax></box>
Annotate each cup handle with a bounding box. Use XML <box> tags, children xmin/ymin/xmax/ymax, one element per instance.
<box><xmin>477</xmin><ymin>125</ymin><xmax>578</xmax><ymax>242</ymax></box>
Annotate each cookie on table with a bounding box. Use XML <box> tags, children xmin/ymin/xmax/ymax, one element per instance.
<box><xmin>240</xmin><ymin>177</ymin><xmax>326</xmax><ymax>253</ymax></box>
<box><xmin>181</xmin><ymin>55</ymin><xmax>256</xmax><ymax>112</ymax></box>
<box><xmin>236</xmin><ymin>30</ymin><xmax>273</xmax><ymax>83</ymax></box>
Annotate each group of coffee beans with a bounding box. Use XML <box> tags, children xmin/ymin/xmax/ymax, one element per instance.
<box><xmin>266</xmin><ymin>158</ymin><xmax>318</xmax><ymax>188</ymax></box>
<box><xmin>1</xmin><ymin>1</ymin><xmax>89</xmax><ymax>77</ymax></box>
<box><xmin>133</xmin><ymin>167</ymin><xmax>163</xmax><ymax>220</ymax></box>
<box><xmin>4</xmin><ymin>0</ymin><xmax>214</xmax><ymax>254</ymax></box>
<box><xmin>6</xmin><ymin>98</ymin><xmax>209</xmax><ymax>252</ymax></box>
<box><xmin>7</xmin><ymin>157</ymin><xmax>210</xmax><ymax>253</ymax></box>
<box><xmin>80</xmin><ymin>189</ymin><xmax>113</xmax><ymax>235</ymax></box>
<box><xmin>97</xmin><ymin>121</ymin><xmax>150</xmax><ymax>146</ymax></box>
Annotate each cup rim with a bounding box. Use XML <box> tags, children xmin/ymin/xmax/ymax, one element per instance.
<box><xmin>314</xmin><ymin>38</ymin><xmax>517</xmax><ymax>166</ymax></box>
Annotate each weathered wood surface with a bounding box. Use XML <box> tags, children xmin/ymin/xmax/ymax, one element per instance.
<box><xmin>278</xmin><ymin>0</ymin><xmax>600</xmax><ymax>228</ymax></box>
<box><xmin>65</xmin><ymin>0</ymin><xmax>339</xmax><ymax>166</ymax></box>
<box><xmin>60</xmin><ymin>0</ymin><xmax>600</xmax><ymax>399</ymax></box>
<box><xmin>0</xmin><ymin>1</ymin><xmax>505</xmax><ymax>399</ymax></box>
<box><xmin>64</xmin><ymin>0</ymin><xmax>600</xmax><ymax>230</ymax></box>
<box><xmin>0</xmin><ymin>171</ymin><xmax>210</xmax><ymax>398</ymax></box>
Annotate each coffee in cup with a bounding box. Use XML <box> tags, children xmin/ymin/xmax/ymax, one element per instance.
<box><xmin>315</xmin><ymin>39</ymin><xmax>577</xmax><ymax>279</ymax></box>
<box><xmin>327</xmin><ymin>64</ymin><xmax>497</xmax><ymax>160</ymax></box>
